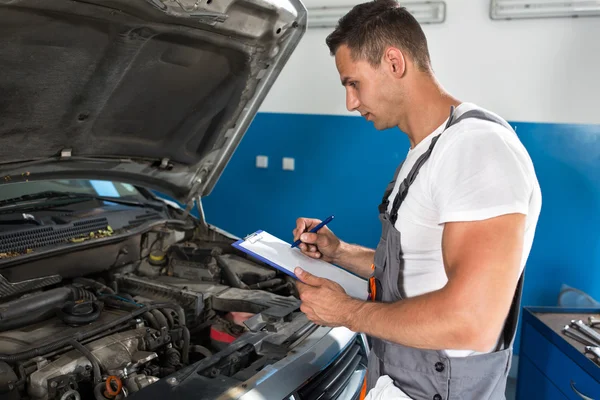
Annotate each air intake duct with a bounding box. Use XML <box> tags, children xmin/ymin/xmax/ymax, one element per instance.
<box><xmin>0</xmin><ymin>286</ymin><xmax>95</xmax><ymax>332</ymax></box>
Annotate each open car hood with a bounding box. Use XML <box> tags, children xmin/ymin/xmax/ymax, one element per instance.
<box><xmin>0</xmin><ymin>0</ymin><xmax>306</xmax><ymax>203</ymax></box>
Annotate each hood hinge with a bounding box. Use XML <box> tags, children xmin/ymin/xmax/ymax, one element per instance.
<box><xmin>181</xmin><ymin>167</ymin><xmax>207</xmax><ymax>222</ymax></box>
<box><xmin>185</xmin><ymin>167</ymin><xmax>209</xmax><ymax>204</ymax></box>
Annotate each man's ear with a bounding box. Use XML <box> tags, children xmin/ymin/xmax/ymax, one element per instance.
<box><xmin>383</xmin><ymin>47</ymin><xmax>406</xmax><ymax>78</ymax></box>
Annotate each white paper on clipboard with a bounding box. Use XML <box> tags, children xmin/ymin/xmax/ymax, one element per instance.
<box><xmin>233</xmin><ymin>230</ymin><xmax>368</xmax><ymax>300</ymax></box>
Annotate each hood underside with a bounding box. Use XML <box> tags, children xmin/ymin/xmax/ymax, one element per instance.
<box><xmin>0</xmin><ymin>0</ymin><xmax>306</xmax><ymax>202</ymax></box>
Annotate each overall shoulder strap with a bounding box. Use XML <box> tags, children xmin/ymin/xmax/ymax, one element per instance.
<box><xmin>450</xmin><ymin>109</ymin><xmax>515</xmax><ymax>133</ymax></box>
<box><xmin>388</xmin><ymin>106</ymin><xmax>517</xmax><ymax>224</ymax></box>
<box><xmin>497</xmin><ymin>271</ymin><xmax>525</xmax><ymax>351</ymax></box>
<box><xmin>387</xmin><ymin>106</ymin><xmax>457</xmax><ymax>224</ymax></box>
<box><xmin>388</xmin><ymin>134</ymin><xmax>443</xmax><ymax>224</ymax></box>
<box><xmin>378</xmin><ymin>160</ymin><xmax>405</xmax><ymax>214</ymax></box>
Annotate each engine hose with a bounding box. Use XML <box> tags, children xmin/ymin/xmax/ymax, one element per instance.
<box><xmin>0</xmin><ymin>302</ymin><xmax>184</xmax><ymax>364</ymax></box>
<box><xmin>269</xmin><ymin>282</ymin><xmax>293</xmax><ymax>293</ymax></box>
<box><xmin>285</xmin><ymin>276</ymin><xmax>299</xmax><ymax>297</ymax></box>
<box><xmin>69</xmin><ymin>339</ymin><xmax>102</xmax><ymax>384</ymax></box>
<box><xmin>71</xmin><ymin>287</ymin><xmax>97</xmax><ymax>301</ymax></box>
<box><xmin>214</xmin><ymin>254</ymin><xmax>248</xmax><ymax>289</ymax></box>
<box><xmin>0</xmin><ymin>309</ymin><xmax>58</xmax><ymax>332</ymax></box>
<box><xmin>190</xmin><ymin>345</ymin><xmax>212</xmax><ymax>359</ymax></box>
<box><xmin>73</xmin><ymin>277</ymin><xmax>115</xmax><ymax>295</ymax></box>
<box><xmin>160</xmin><ymin>308</ymin><xmax>175</xmax><ymax>328</ymax></box>
<box><xmin>182</xmin><ymin>326</ymin><xmax>190</xmax><ymax>365</ymax></box>
<box><xmin>0</xmin><ymin>286</ymin><xmax>94</xmax><ymax>332</ymax></box>
<box><xmin>150</xmin><ymin>309</ymin><xmax>168</xmax><ymax>329</ymax></box>
<box><xmin>162</xmin><ymin>303</ymin><xmax>185</xmax><ymax>327</ymax></box>
<box><xmin>142</xmin><ymin>312</ymin><xmax>160</xmax><ymax>330</ymax></box>
<box><xmin>0</xmin><ymin>287</ymin><xmax>72</xmax><ymax>321</ymax></box>
<box><xmin>249</xmin><ymin>278</ymin><xmax>284</xmax><ymax>290</ymax></box>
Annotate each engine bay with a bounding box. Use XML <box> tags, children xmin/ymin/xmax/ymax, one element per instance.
<box><xmin>0</xmin><ymin>222</ymin><xmax>309</xmax><ymax>400</ymax></box>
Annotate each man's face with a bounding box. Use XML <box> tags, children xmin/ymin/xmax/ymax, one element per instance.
<box><xmin>335</xmin><ymin>45</ymin><xmax>400</xmax><ymax>130</ymax></box>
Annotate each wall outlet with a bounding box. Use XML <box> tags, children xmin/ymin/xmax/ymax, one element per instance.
<box><xmin>282</xmin><ymin>157</ymin><xmax>295</xmax><ymax>171</ymax></box>
<box><xmin>256</xmin><ymin>155</ymin><xmax>268</xmax><ymax>168</ymax></box>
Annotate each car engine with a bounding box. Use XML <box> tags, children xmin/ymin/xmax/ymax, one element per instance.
<box><xmin>0</xmin><ymin>223</ymin><xmax>305</xmax><ymax>400</ymax></box>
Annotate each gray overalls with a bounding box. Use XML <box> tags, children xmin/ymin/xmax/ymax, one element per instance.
<box><xmin>367</xmin><ymin>107</ymin><xmax>525</xmax><ymax>400</ymax></box>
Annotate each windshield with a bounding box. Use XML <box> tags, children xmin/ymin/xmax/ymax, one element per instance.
<box><xmin>0</xmin><ymin>180</ymin><xmax>147</xmax><ymax>202</ymax></box>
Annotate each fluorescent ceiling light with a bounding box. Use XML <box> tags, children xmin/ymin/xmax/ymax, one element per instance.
<box><xmin>307</xmin><ymin>1</ymin><xmax>446</xmax><ymax>28</ymax></box>
<box><xmin>490</xmin><ymin>0</ymin><xmax>600</xmax><ymax>20</ymax></box>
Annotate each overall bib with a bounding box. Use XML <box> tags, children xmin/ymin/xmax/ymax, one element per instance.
<box><xmin>367</xmin><ymin>108</ymin><xmax>525</xmax><ymax>400</ymax></box>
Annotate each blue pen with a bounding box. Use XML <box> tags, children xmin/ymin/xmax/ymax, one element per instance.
<box><xmin>291</xmin><ymin>215</ymin><xmax>335</xmax><ymax>248</ymax></box>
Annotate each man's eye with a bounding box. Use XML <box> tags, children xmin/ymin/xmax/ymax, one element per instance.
<box><xmin>350</xmin><ymin>82</ymin><xmax>358</xmax><ymax>88</ymax></box>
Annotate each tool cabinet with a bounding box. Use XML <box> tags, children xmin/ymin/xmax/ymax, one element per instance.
<box><xmin>516</xmin><ymin>307</ymin><xmax>600</xmax><ymax>399</ymax></box>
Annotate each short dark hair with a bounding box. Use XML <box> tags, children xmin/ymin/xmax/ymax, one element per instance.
<box><xmin>325</xmin><ymin>0</ymin><xmax>432</xmax><ymax>72</ymax></box>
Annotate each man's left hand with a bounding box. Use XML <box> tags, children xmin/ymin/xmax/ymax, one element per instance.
<box><xmin>294</xmin><ymin>267</ymin><xmax>361</xmax><ymax>328</ymax></box>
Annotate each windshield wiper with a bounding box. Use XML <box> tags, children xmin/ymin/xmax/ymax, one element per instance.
<box><xmin>0</xmin><ymin>213</ymin><xmax>42</xmax><ymax>225</ymax></box>
<box><xmin>0</xmin><ymin>191</ymin><xmax>164</xmax><ymax>212</ymax></box>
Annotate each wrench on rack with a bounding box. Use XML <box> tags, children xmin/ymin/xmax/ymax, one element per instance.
<box><xmin>563</xmin><ymin>325</ymin><xmax>600</xmax><ymax>347</ymax></box>
<box><xmin>588</xmin><ymin>316</ymin><xmax>600</xmax><ymax>328</ymax></box>
<box><xmin>571</xmin><ymin>320</ymin><xmax>600</xmax><ymax>346</ymax></box>
<box><xmin>585</xmin><ymin>346</ymin><xmax>600</xmax><ymax>366</ymax></box>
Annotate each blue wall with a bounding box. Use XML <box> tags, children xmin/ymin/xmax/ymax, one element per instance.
<box><xmin>202</xmin><ymin>112</ymin><xmax>600</xmax><ymax>353</ymax></box>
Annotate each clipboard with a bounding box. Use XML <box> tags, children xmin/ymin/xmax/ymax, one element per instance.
<box><xmin>232</xmin><ymin>230</ymin><xmax>368</xmax><ymax>300</ymax></box>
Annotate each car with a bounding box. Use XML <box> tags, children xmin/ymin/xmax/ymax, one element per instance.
<box><xmin>0</xmin><ymin>0</ymin><xmax>369</xmax><ymax>399</ymax></box>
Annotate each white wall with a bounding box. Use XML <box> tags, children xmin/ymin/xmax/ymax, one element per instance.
<box><xmin>261</xmin><ymin>0</ymin><xmax>600</xmax><ymax>125</ymax></box>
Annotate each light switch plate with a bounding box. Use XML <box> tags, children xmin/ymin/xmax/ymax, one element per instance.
<box><xmin>282</xmin><ymin>157</ymin><xmax>295</xmax><ymax>171</ymax></box>
<box><xmin>256</xmin><ymin>155</ymin><xmax>268</xmax><ymax>168</ymax></box>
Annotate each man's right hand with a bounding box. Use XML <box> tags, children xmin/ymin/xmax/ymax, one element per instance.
<box><xmin>293</xmin><ymin>217</ymin><xmax>342</xmax><ymax>263</ymax></box>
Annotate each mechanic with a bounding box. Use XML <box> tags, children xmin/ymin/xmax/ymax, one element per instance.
<box><xmin>292</xmin><ymin>1</ymin><xmax>542</xmax><ymax>399</ymax></box>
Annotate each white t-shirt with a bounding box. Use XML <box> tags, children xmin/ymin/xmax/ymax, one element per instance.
<box><xmin>386</xmin><ymin>102</ymin><xmax>542</xmax><ymax>357</ymax></box>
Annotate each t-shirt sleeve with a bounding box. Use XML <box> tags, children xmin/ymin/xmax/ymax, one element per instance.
<box><xmin>431</xmin><ymin>129</ymin><xmax>531</xmax><ymax>224</ymax></box>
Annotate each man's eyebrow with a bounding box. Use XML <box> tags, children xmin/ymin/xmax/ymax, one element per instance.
<box><xmin>341</xmin><ymin>77</ymin><xmax>350</xmax><ymax>86</ymax></box>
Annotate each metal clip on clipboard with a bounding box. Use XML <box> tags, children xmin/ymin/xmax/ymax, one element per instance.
<box><xmin>244</xmin><ymin>231</ymin><xmax>263</xmax><ymax>244</ymax></box>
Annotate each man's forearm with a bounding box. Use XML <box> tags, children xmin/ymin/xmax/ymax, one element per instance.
<box><xmin>333</xmin><ymin>242</ymin><xmax>375</xmax><ymax>279</ymax></box>
<box><xmin>344</xmin><ymin>287</ymin><xmax>494</xmax><ymax>352</ymax></box>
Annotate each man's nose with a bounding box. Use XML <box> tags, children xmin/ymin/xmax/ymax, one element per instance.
<box><xmin>346</xmin><ymin>90</ymin><xmax>360</xmax><ymax>112</ymax></box>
